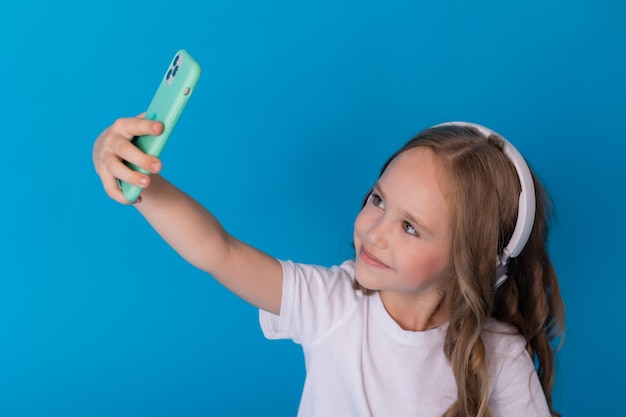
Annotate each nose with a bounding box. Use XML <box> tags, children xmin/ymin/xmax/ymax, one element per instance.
<box><xmin>365</xmin><ymin>214</ymin><xmax>389</xmax><ymax>250</ymax></box>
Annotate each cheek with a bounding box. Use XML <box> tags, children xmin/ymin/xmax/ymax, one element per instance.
<box><xmin>398</xmin><ymin>247</ymin><xmax>450</xmax><ymax>282</ymax></box>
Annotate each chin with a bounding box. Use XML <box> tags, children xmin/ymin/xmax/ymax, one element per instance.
<box><xmin>353</xmin><ymin>262</ymin><xmax>381</xmax><ymax>292</ymax></box>
<box><xmin>353</xmin><ymin>277</ymin><xmax>376</xmax><ymax>295</ymax></box>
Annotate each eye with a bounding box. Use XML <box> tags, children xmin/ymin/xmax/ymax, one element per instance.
<box><xmin>369</xmin><ymin>192</ymin><xmax>385</xmax><ymax>209</ymax></box>
<box><xmin>402</xmin><ymin>221</ymin><xmax>419</xmax><ymax>237</ymax></box>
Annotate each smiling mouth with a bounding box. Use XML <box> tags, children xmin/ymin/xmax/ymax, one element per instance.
<box><xmin>358</xmin><ymin>246</ymin><xmax>390</xmax><ymax>269</ymax></box>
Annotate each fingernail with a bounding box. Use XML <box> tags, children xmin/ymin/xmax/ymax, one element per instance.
<box><xmin>140</xmin><ymin>176</ymin><xmax>149</xmax><ymax>186</ymax></box>
<box><xmin>151</xmin><ymin>162</ymin><xmax>161</xmax><ymax>173</ymax></box>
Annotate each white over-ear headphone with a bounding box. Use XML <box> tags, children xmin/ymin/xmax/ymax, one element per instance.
<box><xmin>433</xmin><ymin>122</ymin><xmax>536</xmax><ymax>289</ymax></box>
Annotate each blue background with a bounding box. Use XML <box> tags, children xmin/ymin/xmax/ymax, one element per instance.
<box><xmin>1</xmin><ymin>0</ymin><xmax>624</xmax><ymax>415</ymax></box>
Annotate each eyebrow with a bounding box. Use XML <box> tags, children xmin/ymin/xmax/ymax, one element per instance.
<box><xmin>374</xmin><ymin>183</ymin><xmax>434</xmax><ymax>236</ymax></box>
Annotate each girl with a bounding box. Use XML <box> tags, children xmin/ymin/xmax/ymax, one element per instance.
<box><xmin>93</xmin><ymin>118</ymin><xmax>565</xmax><ymax>417</ymax></box>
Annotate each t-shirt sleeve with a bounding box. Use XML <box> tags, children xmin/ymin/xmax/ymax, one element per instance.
<box><xmin>259</xmin><ymin>259</ymin><xmax>360</xmax><ymax>345</ymax></box>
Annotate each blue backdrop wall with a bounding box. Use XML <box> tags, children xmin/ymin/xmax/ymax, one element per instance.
<box><xmin>1</xmin><ymin>1</ymin><xmax>624</xmax><ymax>416</ymax></box>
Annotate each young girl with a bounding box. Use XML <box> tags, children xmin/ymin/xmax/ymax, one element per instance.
<box><xmin>93</xmin><ymin>118</ymin><xmax>565</xmax><ymax>417</ymax></box>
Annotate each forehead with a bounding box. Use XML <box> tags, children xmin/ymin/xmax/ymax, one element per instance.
<box><xmin>381</xmin><ymin>146</ymin><xmax>448</xmax><ymax>189</ymax></box>
<box><xmin>379</xmin><ymin>147</ymin><xmax>451</xmax><ymax>232</ymax></box>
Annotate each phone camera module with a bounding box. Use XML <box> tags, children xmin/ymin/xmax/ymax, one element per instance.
<box><xmin>166</xmin><ymin>53</ymin><xmax>184</xmax><ymax>86</ymax></box>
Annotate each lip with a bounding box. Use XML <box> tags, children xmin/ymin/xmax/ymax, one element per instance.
<box><xmin>358</xmin><ymin>246</ymin><xmax>390</xmax><ymax>269</ymax></box>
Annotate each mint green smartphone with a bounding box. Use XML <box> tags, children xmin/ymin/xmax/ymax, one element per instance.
<box><xmin>120</xmin><ymin>49</ymin><xmax>201</xmax><ymax>202</ymax></box>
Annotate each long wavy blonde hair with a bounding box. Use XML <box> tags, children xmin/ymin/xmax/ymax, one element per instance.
<box><xmin>368</xmin><ymin>124</ymin><xmax>565</xmax><ymax>417</ymax></box>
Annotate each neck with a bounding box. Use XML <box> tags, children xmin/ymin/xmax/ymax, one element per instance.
<box><xmin>379</xmin><ymin>290</ymin><xmax>448</xmax><ymax>332</ymax></box>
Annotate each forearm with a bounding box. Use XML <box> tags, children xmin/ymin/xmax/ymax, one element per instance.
<box><xmin>135</xmin><ymin>174</ymin><xmax>231</xmax><ymax>275</ymax></box>
<box><xmin>135</xmin><ymin>175</ymin><xmax>283</xmax><ymax>313</ymax></box>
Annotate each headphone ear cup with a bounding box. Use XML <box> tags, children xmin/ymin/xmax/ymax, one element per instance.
<box><xmin>495</xmin><ymin>257</ymin><xmax>509</xmax><ymax>289</ymax></box>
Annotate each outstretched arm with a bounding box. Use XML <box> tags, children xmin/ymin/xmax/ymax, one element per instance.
<box><xmin>92</xmin><ymin>116</ymin><xmax>283</xmax><ymax>314</ymax></box>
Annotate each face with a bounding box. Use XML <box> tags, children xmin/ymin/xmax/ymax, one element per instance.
<box><xmin>353</xmin><ymin>147</ymin><xmax>453</xmax><ymax>296</ymax></box>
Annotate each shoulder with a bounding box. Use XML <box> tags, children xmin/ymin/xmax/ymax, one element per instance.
<box><xmin>481</xmin><ymin>318</ymin><xmax>528</xmax><ymax>359</ymax></box>
<box><xmin>280</xmin><ymin>259</ymin><xmax>361</xmax><ymax>314</ymax></box>
<box><xmin>482</xmin><ymin>319</ymin><xmax>551</xmax><ymax>416</ymax></box>
<box><xmin>481</xmin><ymin>319</ymin><xmax>535</xmax><ymax>395</ymax></box>
<box><xmin>260</xmin><ymin>259</ymin><xmax>362</xmax><ymax>344</ymax></box>
<box><xmin>280</xmin><ymin>258</ymin><xmax>355</xmax><ymax>276</ymax></box>
<box><xmin>280</xmin><ymin>259</ymin><xmax>357</xmax><ymax>294</ymax></box>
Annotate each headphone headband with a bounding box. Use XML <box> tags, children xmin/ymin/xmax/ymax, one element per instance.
<box><xmin>432</xmin><ymin>122</ymin><xmax>536</xmax><ymax>288</ymax></box>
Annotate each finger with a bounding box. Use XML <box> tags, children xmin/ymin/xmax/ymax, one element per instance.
<box><xmin>110</xmin><ymin>139</ymin><xmax>162</xmax><ymax>175</ymax></box>
<box><xmin>93</xmin><ymin>118</ymin><xmax>163</xmax><ymax>175</ymax></box>
<box><xmin>111</xmin><ymin>116</ymin><xmax>163</xmax><ymax>140</ymax></box>
<box><xmin>101</xmin><ymin>173</ymin><xmax>133</xmax><ymax>205</ymax></box>
<box><xmin>101</xmin><ymin>153</ymin><xmax>152</xmax><ymax>189</ymax></box>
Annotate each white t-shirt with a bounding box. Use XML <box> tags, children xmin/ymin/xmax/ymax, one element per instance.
<box><xmin>259</xmin><ymin>260</ymin><xmax>551</xmax><ymax>417</ymax></box>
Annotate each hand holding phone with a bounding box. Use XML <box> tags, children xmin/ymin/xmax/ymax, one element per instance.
<box><xmin>120</xmin><ymin>49</ymin><xmax>201</xmax><ymax>203</ymax></box>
